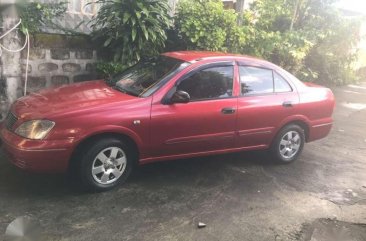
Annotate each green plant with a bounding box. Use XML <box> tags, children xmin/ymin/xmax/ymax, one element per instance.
<box><xmin>241</xmin><ymin>0</ymin><xmax>363</xmax><ymax>85</ymax></box>
<box><xmin>175</xmin><ymin>0</ymin><xmax>244</xmax><ymax>52</ymax></box>
<box><xmin>96</xmin><ymin>62</ymin><xmax>129</xmax><ymax>79</ymax></box>
<box><xmin>91</xmin><ymin>0</ymin><xmax>172</xmax><ymax>64</ymax></box>
<box><xmin>302</xmin><ymin>18</ymin><xmax>361</xmax><ymax>85</ymax></box>
<box><xmin>16</xmin><ymin>1</ymin><xmax>67</xmax><ymax>34</ymax></box>
<box><xmin>172</xmin><ymin>0</ymin><xmax>361</xmax><ymax>85</ymax></box>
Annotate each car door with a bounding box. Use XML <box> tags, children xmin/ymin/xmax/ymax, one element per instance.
<box><xmin>149</xmin><ymin>62</ymin><xmax>238</xmax><ymax>159</ymax></box>
<box><xmin>236</xmin><ymin>64</ymin><xmax>299</xmax><ymax>148</ymax></box>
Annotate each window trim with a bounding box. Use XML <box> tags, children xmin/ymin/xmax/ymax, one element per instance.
<box><xmin>162</xmin><ymin>61</ymin><xmax>236</xmax><ymax>104</ymax></box>
<box><xmin>238</xmin><ymin>65</ymin><xmax>293</xmax><ymax>97</ymax></box>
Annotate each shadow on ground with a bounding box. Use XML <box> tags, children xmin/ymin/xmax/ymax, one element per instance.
<box><xmin>0</xmin><ymin>150</ymin><xmax>275</xmax><ymax>198</ymax></box>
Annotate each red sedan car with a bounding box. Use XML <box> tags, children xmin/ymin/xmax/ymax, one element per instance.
<box><xmin>0</xmin><ymin>51</ymin><xmax>335</xmax><ymax>191</ymax></box>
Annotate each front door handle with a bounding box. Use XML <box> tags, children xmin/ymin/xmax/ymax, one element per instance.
<box><xmin>221</xmin><ymin>107</ymin><xmax>236</xmax><ymax>114</ymax></box>
<box><xmin>282</xmin><ymin>101</ymin><xmax>293</xmax><ymax>108</ymax></box>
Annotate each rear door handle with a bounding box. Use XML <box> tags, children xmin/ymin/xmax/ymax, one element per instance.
<box><xmin>221</xmin><ymin>107</ymin><xmax>236</xmax><ymax>114</ymax></box>
<box><xmin>282</xmin><ymin>101</ymin><xmax>293</xmax><ymax>108</ymax></box>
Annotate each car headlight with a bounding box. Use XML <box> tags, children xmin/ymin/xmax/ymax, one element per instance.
<box><xmin>15</xmin><ymin>120</ymin><xmax>55</xmax><ymax>140</ymax></box>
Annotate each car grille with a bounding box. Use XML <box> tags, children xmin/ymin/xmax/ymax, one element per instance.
<box><xmin>4</xmin><ymin>112</ymin><xmax>18</xmax><ymax>131</ymax></box>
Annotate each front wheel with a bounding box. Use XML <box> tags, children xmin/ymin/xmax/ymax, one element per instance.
<box><xmin>79</xmin><ymin>138</ymin><xmax>133</xmax><ymax>192</ymax></box>
<box><xmin>270</xmin><ymin>124</ymin><xmax>305</xmax><ymax>164</ymax></box>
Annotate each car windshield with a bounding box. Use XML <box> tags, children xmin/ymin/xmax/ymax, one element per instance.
<box><xmin>107</xmin><ymin>56</ymin><xmax>189</xmax><ymax>97</ymax></box>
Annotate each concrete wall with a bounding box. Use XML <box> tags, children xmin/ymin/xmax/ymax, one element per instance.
<box><xmin>0</xmin><ymin>4</ymin><xmax>22</xmax><ymax>120</ymax></box>
<box><xmin>0</xmin><ymin>1</ymin><xmax>99</xmax><ymax>120</ymax></box>
<box><xmin>22</xmin><ymin>34</ymin><xmax>98</xmax><ymax>93</ymax></box>
<box><xmin>38</xmin><ymin>0</ymin><xmax>97</xmax><ymax>34</ymax></box>
<box><xmin>0</xmin><ymin>30</ymin><xmax>98</xmax><ymax>120</ymax></box>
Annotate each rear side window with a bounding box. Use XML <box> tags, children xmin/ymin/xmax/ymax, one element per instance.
<box><xmin>239</xmin><ymin>66</ymin><xmax>292</xmax><ymax>95</ymax></box>
<box><xmin>239</xmin><ymin>66</ymin><xmax>273</xmax><ymax>95</ymax></box>
<box><xmin>274</xmin><ymin>72</ymin><xmax>292</xmax><ymax>92</ymax></box>
<box><xmin>177</xmin><ymin>66</ymin><xmax>234</xmax><ymax>101</ymax></box>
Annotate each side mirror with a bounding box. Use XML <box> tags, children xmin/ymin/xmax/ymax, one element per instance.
<box><xmin>170</xmin><ymin>90</ymin><xmax>190</xmax><ymax>104</ymax></box>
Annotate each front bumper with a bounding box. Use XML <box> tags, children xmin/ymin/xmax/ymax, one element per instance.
<box><xmin>0</xmin><ymin>127</ymin><xmax>73</xmax><ymax>173</ymax></box>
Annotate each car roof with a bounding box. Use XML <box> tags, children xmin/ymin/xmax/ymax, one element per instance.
<box><xmin>162</xmin><ymin>51</ymin><xmax>265</xmax><ymax>63</ymax></box>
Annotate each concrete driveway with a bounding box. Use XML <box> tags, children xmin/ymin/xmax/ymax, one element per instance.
<box><xmin>1</xmin><ymin>83</ymin><xmax>366</xmax><ymax>241</ymax></box>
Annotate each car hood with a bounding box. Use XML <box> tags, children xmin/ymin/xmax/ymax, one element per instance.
<box><xmin>12</xmin><ymin>80</ymin><xmax>137</xmax><ymax>120</ymax></box>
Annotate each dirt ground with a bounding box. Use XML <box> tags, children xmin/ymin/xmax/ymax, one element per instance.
<box><xmin>0</xmin><ymin>83</ymin><xmax>365</xmax><ymax>241</ymax></box>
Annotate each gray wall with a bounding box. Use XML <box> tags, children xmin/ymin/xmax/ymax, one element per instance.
<box><xmin>0</xmin><ymin>1</ymin><xmax>98</xmax><ymax>120</ymax></box>
<box><xmin>39</xmin><ymin>0</ymin><xmax>96</xmax><ymax>34</ymax></box>
<box><xmin>0</xmin><ymin>5</ymin><xmax>22</xmax><ymax>120</ymax></box>
<box><xmin>23</xmin><ymin>47</ymin><xmax>97</xmax><ymax>93</ymax></box>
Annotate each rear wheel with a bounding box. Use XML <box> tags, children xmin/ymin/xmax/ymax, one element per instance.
<box><xmin>270</xmin><ymin>124</ymin><xmax>305</xmax><ymax>163</ymax></box>
<box><xmin>79</xmin><ymin>138</ymin><xmax>133</xmax><ymax>192</ymax></box>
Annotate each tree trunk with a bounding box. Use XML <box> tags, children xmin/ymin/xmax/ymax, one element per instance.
<box><xmin>290</xmin><ymin>0</ymin><xmax>301</xmax><ymax>31</ymax></box>
<box><xmin>236</xmin><ymin>0</ymin><xmax>245</xmax><ymax>25</ymax></box>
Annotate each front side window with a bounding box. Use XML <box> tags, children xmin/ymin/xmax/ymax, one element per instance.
<box><xmin>107</xmin><ymin>56</ymin><xmax>188</xmax><ymax>97</ymax></box>
<box><xmin>177</xmin><ymin>66</ymin><xmax>234</xmax><ymax>101</ymax></box>
<box><xmin>239</xmin><ymin>66</ymin><xmax>273</xmax><ymax>95</ymax></box>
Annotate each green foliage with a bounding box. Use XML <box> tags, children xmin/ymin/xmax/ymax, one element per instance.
<box><xmin>16</xmin><ymin>1</ymin><xmax>67</xmax><ymax>34</ymax></box>
<box><xmin>358</xmin><ymin>49</ymin><xmax>366</xmax><ymax>70</ymax></box>
<box><xmin>91</xmin><ymin>0</ymin><xmax>172</xmax><ymax>64</ymax></box>
<box><xmin>96</xmin><ymin>62</ymin><xmax>128</xmax><ymax>79</ymax></box>
<box><xmin>175</xmin><ymin>0</ymin><xmax>244</xmax><ymax>52</ymax></box>
<box><xmin>164</xmin><ymin>29</ymin><xmax>188</xmax><ymax>52</ymax></box>
<box><xmin>359</xmin><ymin>66</ymin><xmax>366</xmax><ymax>81</ymax></box>
<box><xmin>303</xmin><ymin>18</ymin><xmax>361</xmax><ymax>85</ymax></box>
<box><xmin>243</xmin><ymin>0</ymin><xmax>363</xmax><ymax>85</ymax></box>
<box><xmin>173</xmin><ymin>0</ymin><xmax>363</xmax><ymax>85</ymax></box>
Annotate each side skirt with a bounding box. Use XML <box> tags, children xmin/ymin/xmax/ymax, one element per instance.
<box><xmin>139</xmin><ymin>144</ymin><xmax>268</xmax><ymax>165</ymax></box>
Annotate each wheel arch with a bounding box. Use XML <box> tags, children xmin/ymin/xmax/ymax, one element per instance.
<box><xmin>68</xmin><ymin>131</ymin><xmax>140</xmax><ymax>173</ymax></box>
<box><xmin>277</xmin><ymin>119</ymin><xmax>310</xmax><ymax>142</ymax></box>
<box><xmin>290</xmin><ymin>120</ymin><xmax>309</xmax><ymax>141</ymax></box>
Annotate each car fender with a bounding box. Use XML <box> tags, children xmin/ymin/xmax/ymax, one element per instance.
<box><xmin>74</xmin><ymin>125</ymin><xmax>144</xmax><ymax>150</ymax></box>
<box><xmin>276</xmin><ymin>115</ymin><xmax>311</xmax><ymax>133</ymax></box>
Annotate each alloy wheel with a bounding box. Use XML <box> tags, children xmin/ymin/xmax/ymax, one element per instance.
<box><xmin>278</xmin><ymin>130</ymin><xmax>301</xmax><ymax>160</ymax></box>
<box><xmin>91</xmin><ymin>147</ymin><xmax>127</xmax><ymax>185</ymax></box>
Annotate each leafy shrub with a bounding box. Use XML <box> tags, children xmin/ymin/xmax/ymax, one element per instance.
<box><xmin>164</xmin><ymin>29</ymin><xmax>188</xmax><ymax>52</ymax></box>
<box><xmin>302</xmin><ymin>18</ymin><xmax>362</xmax><ymax>85</ymax></box>
<box><xmin>91</xmin><ymin>0</ymin><xmax>172</xmax><ymax>64</ymax></box>
<box><xmin>174</xmin><ymin>0</ymin><xmax>362</xmax><ymax>85</ymax></box>
<box><xmin>244</xmin><ymin>0</ymin><xmax>362</xmax><ymax>85</ymax></box>
<box><xmin>16</xmin><ymin>1</ymin><xmax>67</xmax><ymax>33</ymax></box>
<box><xmin>175</xmin><ymin>0</ymin><xmax>244</xmax><ymax>52</ymax></box>
<box><xmin>359</xmin><ymin>66</ymin><xmax>366</xmax><ymax>81</ymax></box>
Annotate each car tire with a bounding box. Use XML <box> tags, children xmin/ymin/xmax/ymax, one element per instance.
<box><xmin>79</xmin><ymin>138</ymin><xmax>133</xmax><ymax>192</ymax></box>
<box><xmin>270</xmin><ymin>124</ymin><xmax>305</xmax><ymax>164</ymax></box>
